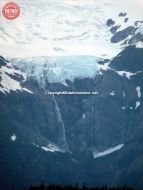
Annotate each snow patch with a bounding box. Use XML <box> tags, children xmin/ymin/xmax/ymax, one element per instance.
<box><xmin>97</xmin><ymin>62</ymin><xmax>110</xmax><ymax>72</ymax></box>
<box><xmin>136</xmin><ymin>86</ymin><xmax>141</xmax><ymax>98</ymax></box>
<box><xmin>62</xmin><ymin>81</ymin><xmax>68</xmax><ymax>86</ymax></box>
<box><xmin>123</xmin><ymin>91</ymin><xmax>126</xmax><ymax>97</ymax></box>
<box><xmin>116</xmin><ymin>70</ymin><xmax>142</xmax><ymax>79</ymax></box>
<box><xmin>82</xmin><ymin>114</ymin><xmax>86</xmax><ymax>119</ymax></box>
<box><xmin>41</xmin><ymin>142</ymin><xmax>65</xmax><ymax>153</ymax></box>
<box><xmin>93</xmin><ymin>144</ymin><xmax>124</xmax><ymax>159</ymax></box>
<box><xmin>135</xmin><ymin>101</ymin><xmax>141</xmax><ymax>109</ymax></box>
<box><xmin>110</xmin><ymin>91</ymin><xmax>115</xmax><ymax>96</ymax></box>
<box><xmin>23</xmin><ymin>88</ymin><xmax>33</xmax><ymax>94</ymax></box>
<box><xmin>32</xmin><ymin>142</ymin><xmax>63</xmax><ymax>153</ymax></box>
<box><xmin>136</xmin><ymin>42</ymin><xmax>143</xmax><ymax>48</ymax></box>
<box><xmin>11</xmin><ymin>134</ymin><xmax>17</xmax><ymax>141</ymax></box>
<box><xmin>116</xmin><ymin>71</ymin><xmax>134</xmax><ymax>79</ymax></box>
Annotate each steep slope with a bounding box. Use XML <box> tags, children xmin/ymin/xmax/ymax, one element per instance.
<box><xmin>0</xmin><ymin>46</ymin><xmax>143</xmax><ymax>189</ymax></box>
<box><xmin>0</xmin><ymin>56</ymin><xmax>32</xmax><ymax>94</ymax></box>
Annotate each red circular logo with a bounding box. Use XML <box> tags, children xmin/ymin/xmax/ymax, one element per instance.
<box><xmin>2</xmin><ymin>2</ymin><xmax>20</xmax><ymax>20</ymax></box>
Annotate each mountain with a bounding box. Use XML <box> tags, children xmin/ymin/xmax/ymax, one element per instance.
<box><xmin>1</xmin><ymin>45</ymin><xmax>143</xmax><ymax>189</ymax></box>
<box><xmin>0</xmin><ymin>0</ymin><xmax>143</xmax><ymax>190</ymax></box>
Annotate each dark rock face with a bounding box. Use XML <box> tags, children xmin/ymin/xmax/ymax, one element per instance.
<box><xmin>111</xmin><ymin>26</ymin><xmax>136</xmax><ymax>43</ymax></box>
<box><xmin>110</xmin><ymin>25</ymin><xmax>121</xmax><ymax>34</ymax></box>
<box><xmin>0</xmin><ymin>46</ymin><xmax>143</xmax><ymax>189</ymax></box>
<box><xmin>106</xmin><ymin>19</ymin><xmax>115</xmax><ymax>27</ymax></box>
<box><xmin>107</xmin><ymin>16</ymin><xmax>143</xmax><ymax>46</ymax></box>
<box><xmin>119</xmin><ymin>12</ymin><xmax>127</xmax><ymax>17</ymax></box>
<box><xmin>124</xmin><ymin>18</ymin><xmax>129</xmax><ymax>23</ymax></box>
<box><xmin>98</xmin><ymin>59</ymin><xmax>110</xmax><ymax>65</ymax></box>
<box><xmin>110</xmin><ymin>46</ymin><xmax>143</xmax><ymax>72</ymax></box>
<box><xmin>0</xmin><ymin>56</ymin><xmax>7</xmax><ymax>67</ymax></box>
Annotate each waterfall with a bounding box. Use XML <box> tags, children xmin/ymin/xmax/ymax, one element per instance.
<box><xmin>90</xmin><ymin>95</ymin><xmax>96</xmax><ymax>148</ymax></box>
<box><xmin>52</xmin><ymin>95</ymin><xmax>67</xmax><ymax>148</ymax></box>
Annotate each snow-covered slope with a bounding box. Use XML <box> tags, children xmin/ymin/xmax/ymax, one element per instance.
<box><xmin>0</xmin><ymin>57</ymin><xmax>32</xmax><ymax>94</ymax></box>
<box><xmin>0</xmin><ymin>0</ymin><xmax>143</xmax><ymax>58</ymax></box>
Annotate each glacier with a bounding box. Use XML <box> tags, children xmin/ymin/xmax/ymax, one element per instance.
<box><xmin>0</xmin><ymin>0</ymin><xmax>143</xmax><ymax>58</ymax></box>
<box><xmin>10</xmin><ymin>56</ymin><xmax>100</xmax><ymax>85</ymax></box>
